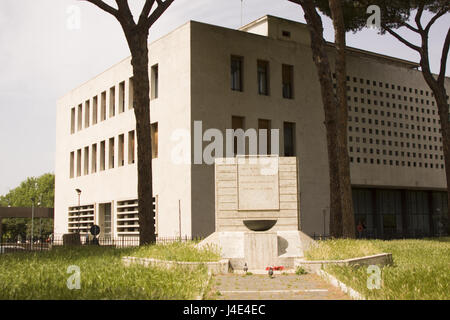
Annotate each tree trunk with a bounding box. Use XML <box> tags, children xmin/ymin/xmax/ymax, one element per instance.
<box><xmin>300</xmin><ymin>0</ymin><xmax>342</xmax><ymax>238</ymax></box>
<box><xmin>127</xmin><ymin>30</ymin><xmax>156</xmax><ymax>245</ymax></box>
<box><xmin>421</xmin><ymin>66</ymin><xmax>450</xmax><ymax>230</ymax></box>
<box><xmin>329</xmin><ymin>0</ymin><xmax>355</xmax><ymax>238</ymax></box>
<box><xmin>418</xmin><ymin>31</ymin><xmax>450</xmax><ymax>231</ymax></box>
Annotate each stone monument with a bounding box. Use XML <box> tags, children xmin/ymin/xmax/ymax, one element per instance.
<box><xmin>198</xmin><ymin>156</ymin><xmax>314</xmax><ymax>271</ymax></box>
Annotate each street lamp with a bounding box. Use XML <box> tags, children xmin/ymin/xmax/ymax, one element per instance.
<box><xmin>75</xmin><ymin>189</ymin><xmax>82</xmax><ymax>234</ymax></box>
<box><xmin>31</xmin><ymin>196</ymin><xmax>35</xmax><ymax>248</ymax></box>
<box><xmin>38</xmin><ymin>194</ymin><xmax>42</xmax><ymax>241</ymax></box>
<box><xmin>30</xmin><ymin>182</ymin><xmax>38</xmax><ymax>247</ymax></box>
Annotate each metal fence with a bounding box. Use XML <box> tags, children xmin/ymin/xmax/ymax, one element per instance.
<box><xmin>312</xmin><ymin>229</ymin><xmax>448</xmax><ymax>241</ymax></box>
<box><xmin>0</xmin><ymin>235</ymin><xmax>201</xmax><ymax>254</ymax></box>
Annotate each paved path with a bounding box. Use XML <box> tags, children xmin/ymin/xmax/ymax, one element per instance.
<box><xmin>206</xmin><ymin>273</ymin><xmax>349</xmax><ymax>300</ymax></box>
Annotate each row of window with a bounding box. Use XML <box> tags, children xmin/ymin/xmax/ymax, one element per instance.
<box><xmin>350</xmin><ymin>157</ymin><xmax>444</xmax><ymax>169</ymax></box>
<box><xmin>348</xmin><ymin>126</ymin><xmax>442</xmax><ymax>143</ymax></box>
<box><xmin>69</xmin><ymin>124</ymin><xmax>158</xmax><ymax>178</ymax></box>
<box><xmin>230</xmin><ymin>116</ymin><xmax>296</xmax><ymax>157</ymax></box>
<box><xmin>353</xmin><ymin>188</ymin><xmax>448</xmax><ymax>237</ymax></box>
<box><xmin>231</xmin><ymin>56</ymin><xmax>295</xmax><ymax>99</ymax></box>
<box><xmin>69</xmin><ymin>116</ymin><xmax>296</xmax><ymax>178</ymax></box>
<box><xmin>349</xmin><ymin>119</ymin><xmax>442</xmax><ymax>135</ymax></box>
<box><xmin>70</xmin><ymin>79</ymin><xmax>132</xmax><ymax>134</ymax></box>
<box><xmin>345</xmin><ymin>86</ymin><xmax>437</xmax><ymax>106</ymax></box>
<box><xmin>347</xmin><ymin>95</ymin><xmax>441</xmax><ymax>117</ymax></box>
<box><xmin>349</xmin><ymin>136</ymin><xmax>443</xmax><ymax>151</ymax></box>
<box><xmin>334</xmin><ymin>73</ymin><xmax>441</xmax><ymax>98</ymax></box>
<box><xmin>348</xmin><ymin>106</ymin><xmax>440</xmax><ymax>124</ymax></box>
<box><xmin>350</xmin><ymin>146</ymin><xmax>443</xmax><ymax>161</ymax></box>
<box><xmin>69</xmin><ymin>64</ymin><xmax>160</xmax><ymax>135</ymax></box>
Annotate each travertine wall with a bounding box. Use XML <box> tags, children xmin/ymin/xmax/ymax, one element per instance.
<box><xmin>215</xmin><ymin>157</ymin><xmax>299</xmax><ymax>232</ymax></box>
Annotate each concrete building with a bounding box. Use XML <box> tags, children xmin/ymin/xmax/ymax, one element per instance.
<box><xmin>55</xmin><ymin>15</ymin><xmax>449</xmax><ymax>240</ymax></box>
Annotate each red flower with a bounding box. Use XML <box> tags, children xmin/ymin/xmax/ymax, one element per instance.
<box><xmin>266</xmin><ymin>266</ymin><xmax>285</xmax><ymax>271</ymax></box>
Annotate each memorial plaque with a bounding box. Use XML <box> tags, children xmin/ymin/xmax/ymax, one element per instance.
<box><xmin>237</xmin><ymin>158</ymin><xmax>279</xmax><ymax>211</ymax></box>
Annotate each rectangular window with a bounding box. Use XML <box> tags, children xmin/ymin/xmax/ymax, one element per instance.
<box><xmin>128</xmin><ymin>130</ymin><xmax>135</xmax><ymax>164</ymax></box>
<box><xmin>282</xmin><ymin>30</ymin><xmax>291</xmax><ymax>38</ymax></box>
<box><xmin>151</xmin><ymin>65</ymin><xmax>159</xmax><ymax>99</ymax></box>
<box><xmin>118</xmin><ymin>134</ymin><xmax>124</xmax><ymax>167</ymax></box>
<box><xmin>282</xmin><ymin>64</ymin><xmax>294</xmax><ymax>99</ymax></box>
<box><xmin>129</xmin><ymin>77</ymin><xmax>134</xmax><ymax>109</ymax></box>
<box><xmin>231</xmin><ymin>56</ymin><xmax>243</xmax><ymax>91</ymax></box>
<box><xmin>100</xmin><ymin>141</ymin><xmax>106</xmax><ymax>171</ymax></box>
<box><xmin>91</xmin><ymin>143</ymin><xmax>97</xmax><ymax>173</ymax></box>
<box><xmin>151</xmin><ymin>123</ymin><xmax>158</xmax><ymax>159</ymax></box>
<box><xmin>109</xmin><ymin>137</ymin><xmax>115</xmax><ymax>169</ymax></box>
<box><xmin>232</xmin><ymin>116</ymin><xmax>245</xmax><ymax>156</ymax></box>
<box><xmin>77</xmin><ymin>104</ymin><xmax>83</xmax><ymax>131</ymax></box>
<box><xmin>101</xmin><ymin>91</ymin><xmax>107</xmax><ymax>121</ymax></box>
<box><xmin>76</xmin><ymin>149</ymin><xmax>82</xmax><ymax>177</ymax></box>
<box><xmin>84</xmin><ymin>100</ymin><xmax>90</xmax><ymax>128</ymax></box>
<box><xmin>70</xmin><ymin>151</ymin><xmax>75</xmax><ymax>178</ymax></box>
<box><xmin>109</xmin><ymin>86</ymin><xmax>115</xmax><ymax>118</ymax></box>
<box><xmin>119</xmin><ymin>81</ymin><xmax>125</xmax><ymax>113</ymax></box>
<box><xmin>92</xmin><ymin>96</ymin><xmax>98</xmax><ymax>125</ymax></box>
<box><xmin>84</xmin><ymin>146</ymin><xmax>89</xmax><ymax>175</ymax></box>
<box><xmin>257</xmin><ymin>60</ymin><xmax>269</xmax><ymax>95</ymax></box>
<box><xmin>258</xmin><ymin>119</ymin><xmax>271</xmax><ymax>154</ymax></box>
<box><xmin>284</xmin><ymin>122</ymin><xmax>296</xmax><ymax>156</ymax></box>
<box><xmin>70</xmin><ymin>107</ymin><xmax>75</xmax><ymax>134</ymax></box>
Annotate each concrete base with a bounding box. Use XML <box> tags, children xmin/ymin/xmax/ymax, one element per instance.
<box><xmin>197</xmin><ymin>230</ymin><xmax>315</xmax><ymax>271</ymax></box>
<box><xmin>244</xmin><ymin>232</ymin><xmax>277</xmax><ymax>269</ymax></box>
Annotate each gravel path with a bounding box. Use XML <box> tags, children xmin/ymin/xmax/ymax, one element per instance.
<box><xmin>207</xmin><ymin>273</ymin><xmax>350</xmax><ymax>300</ymax></box>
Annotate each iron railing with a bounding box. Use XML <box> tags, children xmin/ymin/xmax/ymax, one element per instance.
<box><xmin>0</xmin><ymin>235</ymin><xmax>201</xmax><ymax>254</ymax></box>
<box><xmin>312</xmin><ymin>229</ymin><xmax>448</xmax><ymax>241</ymax></box>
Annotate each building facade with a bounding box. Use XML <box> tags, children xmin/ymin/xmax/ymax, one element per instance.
<box><xmin>54</xmin><ymin>16</ymin><xmax>449</xmax><ymax>240</ymax></box>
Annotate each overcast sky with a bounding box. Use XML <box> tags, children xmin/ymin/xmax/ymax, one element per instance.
<box><xmin>0</xmin><ymin>0</ymin><xmax>448</xmax><ymax>196</ymax></box>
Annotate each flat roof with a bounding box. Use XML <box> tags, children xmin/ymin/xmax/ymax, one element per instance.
<box><xmin>241</xmin><ymin>15</ymin><xmax>420</xmax><ymax>69</ymax></box>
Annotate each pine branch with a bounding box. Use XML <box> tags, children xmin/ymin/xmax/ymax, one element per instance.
<box><xmin>438</xmin><ymin>28</ymin><xmax>450</xmax><ymax>84</ymax></box>
<box><xmin>383</xmin><ymin>25</ymin><xmax>421</xmax><ymax>53</ymax></box>
<box><xmin>425</xmin><ymin>8</ymin><xmax>449</xmax><ymax>34</ymax></box>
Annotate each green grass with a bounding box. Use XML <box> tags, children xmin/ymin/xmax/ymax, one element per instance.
<box><xmin>129</xmin><ymin>242</ymin><xmax>221</xmax><ymax>262</ymax></box>
<box><xmin>0</xmin><ymin>245</ymin><xmax>210</xmax><ymax>300</ymax></box>
<box><xmin>295</xmin><ymin>266</ymin><xmax>308</xmax><ymax>275</ymax></box>
<box><xmin>306</xmin><ymin>238</ymin><xmax>450</xmax><ymax>300</ymax></box>
<box><xmin>306</xmin><ymin>238</ymin><xmax>382</xmax><ymax>260</ymax></box>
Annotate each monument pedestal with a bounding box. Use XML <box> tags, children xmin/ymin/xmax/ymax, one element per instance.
<box><xmin>197</xmin><ymin>156</ymin><xmax>316</xmax><ymax>272</ymax></box>
<box><xmin>244</xmin><ymin>232</ymin><xmax>277</xmax><ymax>270</ymax></box>
<box><xmin>199</xmin><ymin>230</ymin><xmax>315</xmax><ymax>271</ymax></box>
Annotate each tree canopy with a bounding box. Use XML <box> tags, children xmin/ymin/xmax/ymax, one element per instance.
<box><xmin>0</xmin><ymin>173</ymin><xmax>54</xmax><ymax>240</ymax></box>
<box><xmin>314</xmin><ymin>0</ymin><xmax>449</xmax><ymax>33</ymax></box>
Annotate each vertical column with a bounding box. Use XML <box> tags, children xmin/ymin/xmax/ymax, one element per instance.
<box><xmin>401</xmin><ymin>190</ymin><xmax>408</xmax><ymax>237</ymax></box>
<box><xmin>428</xmin><ymin>191</ymin><xmax>434</xmax><ymax>236</ymax></box>
<box><xmin>125</xmin><ymin>79</ymin><xmax>130</xmax><ymax>111</ymax></box>
<box><xmin>371</xmin><ymin>189</ymin><xmax>379</xmax><ymax>238</ymax></box>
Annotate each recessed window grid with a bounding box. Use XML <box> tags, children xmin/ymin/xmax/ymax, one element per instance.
<box><xmin>343</xmin><ymin>75</ymin><xmax>444</xmax><ymax>169</ymax></box>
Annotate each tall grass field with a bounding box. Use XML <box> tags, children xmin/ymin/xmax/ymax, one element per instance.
<box><xmin>0</xmin><ymin>243</ymin><xmax>217</xmax><ymax>300</ymax></box>
<box><xmin>306</xmin><ymin>238</ymin><xmax>450</xmax><ymax>300</ymax></box>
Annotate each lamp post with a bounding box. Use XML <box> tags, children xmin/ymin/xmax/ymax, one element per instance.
<box><xmin>31</xmin><ymin>196</ymin><xmax>35</xmax><ymax>249</ymax></box>
<box><xmin>30</xmin><ymin>182</ymin><xmax>38</xmax><ymax>248</ymax></box>
<box><xmin>76</xmin><ymin>189</ymin><xmax>82</xmax><ymax>234</ymax></box>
